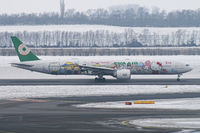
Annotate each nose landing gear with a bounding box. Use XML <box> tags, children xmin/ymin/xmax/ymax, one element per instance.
<box><xmin>177</xmin><ymin>74</ymin><xmax>182</xmax><ymax>81</ymax></box>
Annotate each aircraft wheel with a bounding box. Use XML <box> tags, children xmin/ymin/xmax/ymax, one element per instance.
<box><xmin>95</xmin><ymin>77</ymin><xmax>99</xmax><ymax>81</ymax></box>
<box><xmin>95</xmin><ymin>77</ymin><xmax>106</xmax><ymax>82</ymax></box>
<box><xmin>177</xmin><ymin>74</ymin><xmax>181</xmax><ymax>81</ymax></box>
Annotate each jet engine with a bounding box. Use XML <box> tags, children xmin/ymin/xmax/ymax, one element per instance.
<box><xmin>114</xmin><ymin>69</ymin><xmax>131</xmax><ymax>80</ymax></box>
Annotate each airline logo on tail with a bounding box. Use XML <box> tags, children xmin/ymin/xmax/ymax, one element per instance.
<box><xmin>18</xmin><ymin>43</ymin><xmax>31</xmax><ymax>56</ymax></box>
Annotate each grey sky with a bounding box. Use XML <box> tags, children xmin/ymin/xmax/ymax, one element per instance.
<box><xmin>0</xmin><ymin>0</ymin><xmax>200</xmax><ymax>14</ymax></box>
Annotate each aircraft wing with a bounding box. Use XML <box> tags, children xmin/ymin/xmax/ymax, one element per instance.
<box><xmin>79</xmin><ymin>64</ymin><xmax>115</xmax><ymax>74</ymax></box>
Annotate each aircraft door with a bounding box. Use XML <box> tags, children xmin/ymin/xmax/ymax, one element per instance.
<box><xmin>175</xmin><ymin>62</ymin><xmax>184</xmax><ymax>69</ymax></box>
<box><xmin>175</xmin><ymin>62</ymin><xmax>185</xmax><ymax>73</ymax></box>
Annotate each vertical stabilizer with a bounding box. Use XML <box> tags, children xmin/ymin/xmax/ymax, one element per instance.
<box><xmin>11</xmin><ymin>36</ymin><xmax>40</xmax><ymax>62</ymax></box>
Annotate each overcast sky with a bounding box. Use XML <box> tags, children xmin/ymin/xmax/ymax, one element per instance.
<box><xmin>0</xmin><ymin>0</ymin><xmax>200</xmax><ymax>14</ymax></box>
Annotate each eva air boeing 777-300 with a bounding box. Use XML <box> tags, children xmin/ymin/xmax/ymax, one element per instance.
<box><xmin>11</xmin><ymin>36</ymin><xmax>192</xmax><ymax>81</ymax></box>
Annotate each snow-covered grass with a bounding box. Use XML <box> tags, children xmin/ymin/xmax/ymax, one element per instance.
<box><xmin>0</xmin><ymin>55</ymin><xmax>199</xmax><ymax>79</ymax></box>
<box><xmin>0</xmin><ymin>25</ymin><xmax>200</xmax><ymax>34</ymax></box>
<box><xmin>76</xmin><ymin>98</ymin><xmax>200</xmax><ymax>110</ymax></box>
<box><xmin>0</xmin><ymin>25</ymin><xmax>125</xmax><ymax>32</ymax></box>
<box><xmin>129</xmin><ymin>118</ymin><xmax>200</xmax><ymax>129</ymax></box>
<box><xmin>0</xmin><ymin>85</ymin><xmax>199</xmax><ymax>99</ymax></box>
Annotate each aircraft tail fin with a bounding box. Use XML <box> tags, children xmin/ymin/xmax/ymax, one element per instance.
<box><xmin>11</xmin><ymin>36</ymin><xmax>40</xmax><ymax>62</ymax></box>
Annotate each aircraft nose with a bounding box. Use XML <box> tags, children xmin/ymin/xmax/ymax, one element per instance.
<box><xmin>188</xmin><ymin>66</ymin><xmax>193</xmax><ymax>72</ymax></box>
<box><xmin>185</xmin><ymin>64</ymin><xmax>193</xmax><ymax>72</ymax></box>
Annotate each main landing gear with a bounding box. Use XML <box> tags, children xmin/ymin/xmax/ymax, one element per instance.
<box><xmin>177</xmin><ymin>74</ymin><xmax>182</xmax><ymax>81</ymax></box>
<box><xmin>95</xmin><ymin>74</ymin><xmax>105</xmax><ymax>82</ymax></box>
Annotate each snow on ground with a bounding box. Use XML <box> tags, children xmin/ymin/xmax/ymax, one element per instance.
<box><xmin>0</xmin><ymin>25</ymin><xmax>127</xmax><ymax>32</ymax></box>
<box><xmin>76</xmin><ymin>98</ymin><xmax>200</xmax><ymax>110</ymax></box>
<box><xmin>0</xmin><ymin>25</ymin><xmax>199</xmax><ymax>34</ymax></box>
<box><xmin>0</xmin><ymin>55</ymin><xmax>199</xmax><ymax>79</ymax></box>
<box><xmin>0</xmin><ymin>85</ymin><xmax>199</xmax><ymax>99</ymax></box>
<box><xmin>129</xmin><ymin>118</ymin><xmax>200</xmax><ymax>129</ymax></box>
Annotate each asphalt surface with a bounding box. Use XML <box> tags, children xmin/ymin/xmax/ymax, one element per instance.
<box><xmin>0</xmin><ymin>93</ymin><xmax>199</xmax><ymax>133</ymax></box>
<box><xmin>0</xmin><ymin>78</ymin><xmax>200</xmax><ymax>85</ymax></box>
<box><xmin>0</xmin><ymin>79</ymin><xmax>200</xmax><ymax>133</ymax></box>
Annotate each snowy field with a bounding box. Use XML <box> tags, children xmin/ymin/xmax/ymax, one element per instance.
<box><xmin>0</xmin><ymin>85</ymin><xmax>199</xmax><ymax>99</ymax></box>
<box><xmin>0</xmin><ymin>55</ymin><xmax>199</xmax><ymax>79</ymax></box>
<box><xmin>76</xmin><ymin>98</ymin><xmax>200</xmax><ymax>110</ymax></box>
<box><xmin>0</xmin><ymin>25</ymin><xmax>199</xmax><ymax>34</ymax></box>
<box><xmin>129</xmin><ymin>118</ymin><xmax>200</xmax><ymax>129</ymax></box>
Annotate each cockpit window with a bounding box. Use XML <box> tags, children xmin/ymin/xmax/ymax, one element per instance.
<box><xmin>186</xmin><ymin>64</ymin><xmax>190</xmax><ymax>66</ymax></box>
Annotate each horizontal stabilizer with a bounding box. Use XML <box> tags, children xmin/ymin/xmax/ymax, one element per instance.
<box><xmin>11</xmin><ymin>63</ymin><xmax>34</xmax><ymax>67</ymax></box>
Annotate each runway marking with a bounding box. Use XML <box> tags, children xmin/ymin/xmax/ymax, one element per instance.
<box><xmin>0</xmin><ymin>99</ymin><xmax>50</xmax><ymax>106</ymax></box>
<box><xmin>0</xmin><ymin>102</ymin><xmax>12</xmax><ymax>105</ymax></box>
<box><xmin>121</xmin><ymin>119</ymin><xmax>196</xmax><ymax>130</ymax></box>
<box><xmin>121</xmin><ymin>120</ymin><xmax>132</xmax><ymax>127</ymax></box>
<box><xmin>9</xmin><ymin>99</ymin><xmax>26</xmax><ymax>102</ymax></box>
<box><xmin>0</xmin><ymin>130</ymin><xmax>15</xmax><ymax>133</ymax></box>
<box><xmin>121</xmin><ymin>120</ymin><xmax>141</xmax><ymax>128</ymax></box>
<box><xmin>61</xmin><ymin>100</ymin><xmax>84</xmax><ymax>103</ymax></box>
<box><xmin>7</xmin><ymin>99</ymin><xmax>49</xmax><ymax>103</ymax></box>
<box><xmin>3</xmin><ymin>99</ymin><xmax>84</xmax><ymax>105</ymax></box>
<box><xmin>0</xmin><ymin>102</ymin><xmax>9</xmax><ymax>105</ymax></box>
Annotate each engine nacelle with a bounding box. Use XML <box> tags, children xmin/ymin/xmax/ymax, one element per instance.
<box><xmin>114</xmin><ymin>69</ymin><xmax>131</xmax><ymax>80</ymax></box>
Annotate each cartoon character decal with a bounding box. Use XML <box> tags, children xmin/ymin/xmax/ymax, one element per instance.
<box><xmin>131</xmin><ymin>62</ymin><xmax>138</xmax><ymax>73</ymax></box>
<box><xmin>161</xmin><ymin>68</ymin><xmax>168</xmax><ymax>73</ymax></box>
<box><xmin>151</xmin><ymin>61</ymin><xmax>162</xmax><ymax>74</ymax></box>
<box><xmin>143</xmin><ymin>60</ymin><xmax>152</xmax><ymax>73</ymax></box>
<box><xmin>61</xmin><ymin>62</ymin><xmax>80</xmax><ymax>74</ymax></box>
<box><xmin>59</xmin><ymin>60</ymin><xmax>171</xmax><ymax>75</ymax></box>
<box><xmin>127</xmin><ymin>62</ymin><xmax>132</xmax><ymax>69</ymax></box>
<box><xmin>135</xmin><ymin>62</ymin><xmax>144</xmax><ymax>72</ymax></box>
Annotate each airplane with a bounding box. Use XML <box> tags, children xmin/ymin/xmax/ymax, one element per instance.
<box><xmin>10</xmin><ymin>36</ymin><xmax>192</xmax><ymax>81</ymax></box>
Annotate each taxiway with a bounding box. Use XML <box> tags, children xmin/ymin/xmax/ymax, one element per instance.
<box><xmin>0</xmin><ymin>78</ymin><xmax>200</xmax><ymax>86</ymax></box>
<box><xmin>0</xmin><ymin>93</ymin><xmax>199</xmax><ymax>133</ymax></box>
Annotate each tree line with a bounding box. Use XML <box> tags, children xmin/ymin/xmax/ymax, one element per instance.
<box><xmin>1</xmin><ymin>47</ymin><xmax>200</xmax><ymax>56</ymax></box>
<box><xmin>1</xmin><ymin>7</ymin><xmax>200</xmax><ymax>27</ymax></box>
<box><xmin>0</xmin><ymin>28</ymin><xmax>199</xmax><ymax>48</ymax></box>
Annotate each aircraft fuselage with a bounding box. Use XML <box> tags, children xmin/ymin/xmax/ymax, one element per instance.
<box><xmin>13</xmin><ymin>57</ymin><xmax>192</xmax><ymax>76</ymax></box>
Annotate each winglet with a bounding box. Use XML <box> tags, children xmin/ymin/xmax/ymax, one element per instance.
<box><xmin>11</xmin><ymin>36</ymin><xmax>40</xmax><ymax>62</ymax></box>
